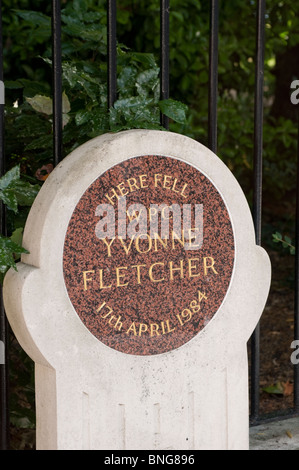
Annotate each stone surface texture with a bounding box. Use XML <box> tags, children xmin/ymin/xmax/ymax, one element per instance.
<box><xmin>63</xmin><ymin>155</ymin><xmax>234</xmax><ymax>355</ymax></box>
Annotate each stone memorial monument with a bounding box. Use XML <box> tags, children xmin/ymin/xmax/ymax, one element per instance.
<box><xmin>3</xmin><ymin>130</ymin><xmax>271</xmax><ymax>450</ymax></box>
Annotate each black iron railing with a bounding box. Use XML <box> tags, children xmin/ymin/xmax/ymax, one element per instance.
<box><xmin>1</xmin><ymin>0</ymin><xmax>299</xmax><ymax>450</ymax></box>
<box><xmin>250</xmin><ymin>0</ymin><xmax>266</xmax><ymax>423</ymax></box>
<box><xmin>0</xmin><ymin>0</ymin><xmax>9</xmax><ymax>450</ymax></box>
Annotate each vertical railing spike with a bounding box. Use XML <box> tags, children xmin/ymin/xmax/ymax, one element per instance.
<box><xmin>294</xmin><ymin>107</ymin><xmax>299</xmax><ymax>413</ymax></box>
<box><xmin>208</xmin><ymin>0</ymin><xmax>219</xmax><ymax>154</ymax></box>
<box><xmin>251</xmin><ymin>0</ymin><xmax>266</xmax><ymax>423</ymax></box>
<box><xmin>0</xmin><ymin>0</ymin><xmax>9</xmax><ymax>451</ymax></box>
<box><xmin>107</xmin><ymin>0</ymin><xmax>117</xmax><ymax>112</ymax></box>
<box><xmin>52</xmin><ymin>0</ymin><xmax>63</xmax><ymax>167</ymax></box>
<box><xmin>160</xmin><ymin>0</ymin><xmax>170</xmax><ymax>130</ymax></box>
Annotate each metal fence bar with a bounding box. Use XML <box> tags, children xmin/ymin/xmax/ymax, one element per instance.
<box><xmin>52</xmin><ymin>0</ymin><xmax>63</xmax><ymax>166</ymax></box>
<box><xmin>250</xmin><ymin>0</ymin><xmax>266</xmax><ymax>423</ymax></box>
<box><xmin>294</xmin><ymin>109</ymin><xmax>299</xmax><ymax>413</ymax></box>
<box><xmin>107</xmin><ymin>0</ymin><xmax>117</xmax><ymax>110</ymax></box>
<box><xmin>208</xmin><ymin>0</ymin><xmax>219</xmax><ymax>154</ymax></box>
<box><xmin>0</xmin><ymin>0</ymin><xmax>9</xmax><ymax>451</ymax></box>
<box><xmin>160</xmin><ymin>0</ymin><xmax>170</xmax><ymax>130</ymax></box>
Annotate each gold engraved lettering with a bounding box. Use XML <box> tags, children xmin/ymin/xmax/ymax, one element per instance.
<box><xmin>97</xmin><ymin>302</ymin><xmax>113</xmax><ymax>318</ymax></box>
<box><xmin>171</xmin><ymin>178</ymin><xmax>180</xmax><ymax>193</ymax></box>
<box><xmin>171</xmin><ymin>230</ymin><xmax>185</xmax><ymax>250</ymax></box>
<box><xmin>198</xmin><ymin>290</ymin><xmax>208</xmax><ymax>303</ymax></box>
<box><xmin>154</xmin><ymin>173</ymin><xmax>162</xmax><ymax>187</ymax></box>
<box><xmin>105</xmin><ymin>187</ymin><xmax>120</xmax><ymax>206</ymax></box>
<box><xmin>161</xmin><ymin>320</ymin><xmax>176</xmax><ymax>334</ymax></box>
<box><xmin>83</xmin><ymin>270</ymin><xmax>95</xmax><ymax>291</ymax></box>
<box><xmin>139</xmin><ymin>174</ymin><xmax>148</xmax><ymax>188</ymax></box>
<box><xmin>117</xmin><ymin>182</ymin><xmax>129</xmax><ymax>197</ymax></box>
<box><xmin>148</xmin><ymin>206</ymin><xmax>157</xmax><ymax>222</ymax></box>
<box><xmin>163</xmin><ymin>175</ymin><xmax>172</xmax><ymax>189</ymax></box>
<box><xmin>169</xmin><ymin>260</ymin><xmax>184</xmax><ymax>280</ymax></box>
<box><xmin>135</xmin><ymin>233</ymin><xmax>152</xmax><ymax>254</ymax></box>
<box><xmin>188</xmin><ymin>228</ymin><xmax>201</xmax><ymax>249</ymax></box>
<box><xmin>127</xmin><ymin>177</ymin><xmax>140</xmax><ymax>193</ymax></box>
<box><xmin>132</xmin><ymin>264</ymin><xmax>147</xmax><ymax>284</ymax></box>
<box><xmin>154</xmin><ymin>233</ymin><xmax>168</xmax><ymax>252</ymax></box>
<box><xmin>138</xmin><ymin>323</ymin><xmax>148</xmax><ymax>336</ymax></box>
<box><xmin>150</xmin><ymin>323</ymin><xmax>160</xmax><ymax>337</ymax></box>
<box><xmin>114</xmin><ymin>316</ymin><xmax>123</xmax><ymax>331</ymax></box>
<box><xmin>98</xmin><ymin>269</ymin><xmax>112</xmax><ymax>289</ymax></box>
<box><xmin>188</xmin><ymin>258</ymin><xmax>200</xmax><ymax>278</ymax></box>
<box><xmin>101</xmin><ymin>237</ymin><xmax>116</xmax><ymax>257</ymax></box>
<box><xmin>203</xmin><ymin>257</ymin><xmax>218</xmax><ymax>276</ymax></box>
<box><xmin>180</xmin><ymin>183</ymin><xmax>189</xmax><ymax>198</ymax></box>
<box><xmin>96</xmin><ymin>302</ymin><xmax>106</xmax><ymax>313</ymax></box>
<box><xmin>118</xmin><ymin>235</ymin><xmax>135</xmax><ymax>255</ymax></box>
<box><xmin>126</xmin><ymin>208</ymin><xmax>143</xmax><ymax>223</ymax></box>
<box><xmin>126</xmin><ymin>322</ymin><xmax>137</xmax><ymax>336</ymax></box>
<box><xmin>116</xmin><ymin>266</ymin><xmax>129</xmax><ymax>288</ymax></box>
<box><xmin>176</xmin><ymin>308</ymin><xmax>192</xmax><ymax>326</ymax></box>
<box><xmin>149</xmin><ymin>262</ymin><xmax>165</xmax><ymax>283</ymax></box>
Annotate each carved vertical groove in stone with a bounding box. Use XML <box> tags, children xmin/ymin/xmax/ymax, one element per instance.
<box><xmin>188</xmin><ymin>391</ymin><xmax>195</xmax><ymax>449</ymax></box>
<box><xmin>119</xmin><ymin>404</ymin><xmax>126</xmax><ymax>450</ymax></box>
<box><xmin>82</xmin><ymin>392</ymin><xmax>90</xmax><ymax>450</ymax></box>
<box><xmin>153</xmin><ymin>403</ymin><xmax>161</xmax><ymax>448</ymax></box>
<box><xmin>225</xmin><ymin>368</ymin><xmax>229</xmax><ymax>450</ymax></box>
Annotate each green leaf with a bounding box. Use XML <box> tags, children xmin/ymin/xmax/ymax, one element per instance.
<box><xmin>26</xmin><ymin>95</ymin><xmax>53</xmax><ymax>115</ymax></box>
<box><xmin>62</xmin><ymin>91</ymin><xmax>71</xmax><ymax>114</ymax></box>
<box><xmin>0</xmin><ymin>235</ymin><xmax>29</xmax><ymax>274</ymax></box>
<box><xmin>0</xmin><ymin>166</ymin><xmax>40</xmax><ymax>212</ymax></box>
<box><xmin>10</xmin><ymin>180</ymin><xmax>40</xmax><ymax>207</ymax></box>
<box><xmin>10</xmin><ymin>228</ymin><xmax>25</xmax><ymax>262</ymax></box>
<box><xmin>0</xmin><ymin>166</ymin><xmax>20</xmax><ymax>191</ymax></box>
<box><xmin>13</xmin><ymin>10</ymin><xmax>51</xmax><ymax>28</ymax></box>
<box><xmin>127</xmin><ymin>52</ymin><xmax>158</xmax><ymax>69</ymax></box>
<box><xmin>4</xmin><ymin>80</ymin><xmax>24</xmax><ymax>90</ymax></box>
<box><xmin>0</xmin><ymin>190</ymin><xmax>18</xmax><ymax>213</ymax></box>
<box><xmin>26</xmin><ymin>92</ymin><xmax>70</xmax><ymax>116</ymax></box>
<box><xmin>25</xmin><ymin>134</ymin><xmax>53</xmax><ymax>151</ymax></box>
<box><xmin>272</xmin><ymin>232</ymin><xmax>295</xmax><ymax>255</ymax></box>
<box><xmin>285</xmin><ymin>236</ymin><xmax>292</xmax><ymax>245</ymax></box>
<box><xmin>158</xmin><ymin>99</ymin><xmax>188</xmax><ymax>124</ymax></box>
<box><xmin>0</xmin><ymin>167</ymin><xmax>20</xmax><ymax>212</ymax></box>
<box><xmin>262</xmin><ymin>382</ymin><xmax>284</xmax><ymax>395</ymax></box>
<box><xmin>272</xmin><ymin>232</ymin><xmax>282</xmax><ymax>243</ymax></box>
<box><xmin>10</xmin><ymin>227</ymin><xmax>24</xmax><ymax>246</ymax></box>
<box><xmin>75</xmin><ymin>109</ymin><xmax>91</xmax><ymax>126</ymax></box>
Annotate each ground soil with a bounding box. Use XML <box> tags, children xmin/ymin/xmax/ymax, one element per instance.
<box><xmin>249</xmin><ymin>248</ymin><xmax>297</xmax><ymax>419</ymax></box>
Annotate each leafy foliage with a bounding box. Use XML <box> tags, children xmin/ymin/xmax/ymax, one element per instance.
<box><xmin>0</xmin><ymin>166</ymin><xmax>39</xmax><ymax>279</ymax></box>
<box><xmin>0</xmin><ymin>165</ymin><xmax>39</xmax><ymax>214</ymax></box>
<box><xmin>2</xmin><ymin>1</ymin><xmax>188</xmax><ymax>281</ymax></box>
<box><xmin>272</xmin><ymin>232</ymin><xmax>295</xmax><ymax>255</ymax></box>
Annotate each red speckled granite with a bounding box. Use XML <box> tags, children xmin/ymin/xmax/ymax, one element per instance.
<box><xmin>63</xmin><ymin>155</ymin><xmax>235</xmax><ymax>355</ymax></box>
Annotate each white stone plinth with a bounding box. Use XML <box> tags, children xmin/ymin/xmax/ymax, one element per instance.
<box><xmin>3</xmin><ymin>130</ymin><xmax>271</xmax><ymax>450</ymax></box>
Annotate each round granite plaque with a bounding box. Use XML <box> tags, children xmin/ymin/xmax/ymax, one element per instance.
<box><xmin>63</xmin><ymin>155</ymin><xmax>235</xmax><ymax>355</ymax></box>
